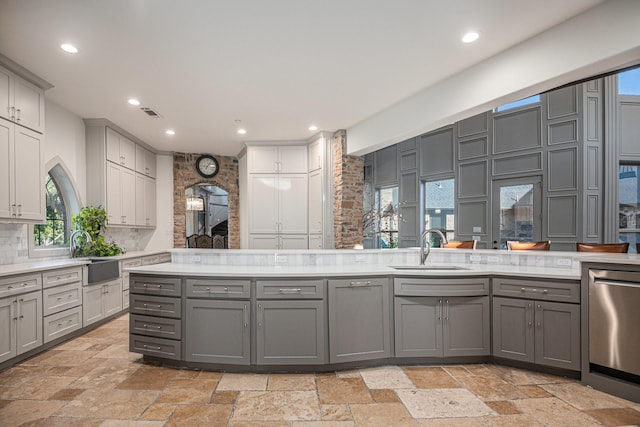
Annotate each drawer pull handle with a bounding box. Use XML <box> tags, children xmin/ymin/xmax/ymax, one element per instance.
<box><xmin>521</xmin><ymin>287</ymin><xmax>525</xmax><ymax>291</ymax></box>
<box><xmin>542</xmin><ymin>289</ymin><xmax>548</xmax><ymax>294</ymax></box>
<box><xmin>349</xmin><ymin>281</ymin><xmax>371</xmax><ymax>287</ymax></box>
<box><xmin>142</xmin><ymin>344</ymin><xmax>162</xmax><ymax>351</ymax></box>
<box><xmin>8</xmin><ymin>286</ymin><xmax>12</xmax><ymax>289</ymax></box>
<box><xmin>279</xmin><ymin>288</ymin><xmax>302</xmax><ymax>293</ymax></box>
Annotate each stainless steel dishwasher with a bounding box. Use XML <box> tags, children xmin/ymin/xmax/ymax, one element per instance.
<box><xmin>589</xmin><ymin>269</ymin><xmax>640</xmax><ymax>378</ymax></box>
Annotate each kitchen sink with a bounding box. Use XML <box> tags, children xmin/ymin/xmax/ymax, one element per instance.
<box><xmin>390</xmin><ymin>265</ymin><xmax>470</xmax><ymax>271</ymax></box>
<box><xmin>87</xmin><ymin>258</ymin><xmax>120</xmax><ymax>284</ymax></box>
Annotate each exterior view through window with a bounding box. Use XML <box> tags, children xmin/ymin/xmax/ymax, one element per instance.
<box><xmin>376</xmin><ymin>186</ymin><xmax>399</xmax><ymax>248</ymax></box>
<box><xmin>619</xmin><ymin>165</ymin><xmax>640</xmax><ymax>252</ymax></box>
<box><xmin>34</xmin><ymin>174</ymin><xmax>67</xmax><ymax>247</ymax></box>
<box><xmin>424</xmin><ymin>178</ymin><xmax>455</xmax><ymax>246</ymax></box>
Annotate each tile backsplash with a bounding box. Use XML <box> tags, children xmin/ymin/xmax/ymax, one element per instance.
<box><xmin>0</xmin><ymin>223</ymin><xmax>144</xmax><ymax>266</ymax></box>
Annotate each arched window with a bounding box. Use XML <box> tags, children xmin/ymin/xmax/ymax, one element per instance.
<box><xmin>29</xmin><ymin>160</ymin><xmax>82</xmax><ymax>258</ymax></box>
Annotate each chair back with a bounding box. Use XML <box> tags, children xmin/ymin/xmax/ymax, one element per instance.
<box><xmin>576</xmin><ymin>243</ymin><xmax>629</xmax><ymax>253</ymax></box>
<box><xmin>186</xmin><ymin>234</ymin><xmax>198</xmax><ymax>248</ymax></box>
<box><xmin>507</xmin><ymin>240</ymin><xmax>551</xmax><ymax>251</ymax></box>
<box><xmin>194</xmin><ymin>234</ymin><xmax>214</xmax><ymax>248</ymax></box>
<box><xmin>442</xmin><ymin>240</ymin><xmax>476</xmax><ymax>249</ymax></box>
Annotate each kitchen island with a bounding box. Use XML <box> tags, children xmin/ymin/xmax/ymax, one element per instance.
<box><xmin>126</xmin><ymin>249</ymin><xmax>585</xmax><ymax>372</ymax></box>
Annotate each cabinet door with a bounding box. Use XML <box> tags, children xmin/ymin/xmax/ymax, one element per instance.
<box><xmin>0</xmin><ymin>67</ymin><xmax>11</xmax><ymax>123</ymax></box>
<box><xmin>279</xmin><ymin>146</ymin><xmax>307</xmax><ymax>173</ymax></box>
<box><xmin>120</xmin><ymin>137</ymin><xmax>136</xmax><ymax>170</ymax></box>
<box><xmin>13</xmin><ymin>77</ymin><xmax>44</xmax><ymax>133</ymax></box>
<box><xmin>328</xmin><ymin>278</ymin><xmax>390</xmax><ymax>363</ymax></box>
<box><xmin>185</xmin><ymin>299</ymin><xmax>250</xmax><ymax>365</ymax></box>
<box><xmin>492</xmin><ymin>297</ymin><xmax>534</xmax><ymax>363</ymax></box>
<box><xmin>249</xmin><ymin>146</ymin><xmax>279</xmax><ymax>173</ymax></box>
<box><xmin>104</xmin><ymin>280</ymin><xmax>123</xmax><ymax>317</ymax></box>
<box><xmin>145</xmin><ymin>150</ymin><xmax>156</xmax><ymax>178</ymax></box>
<box><xmin>135</xmin><ymin>173</ymin><xmax>146</xmax><ymax>226</ymax></box>
<box><xmin>106</xmin><ymin>128</ymin><xmax>121</xmax><ymax>164</ymax></box>
<box><xmin>83</xmin><ymin>283</ymin><xmax>104</xmax><ymax>326</ymax></box>
<box><xmin>443</xmin><ymin>296</ymin><xmax>490</xmax><ymax>357</ymax></box>
<box><xmin>308</xmin><ymin>138</ymin><xmax>323</xmax><ymax>172</ymax></box>
<box><xmin>144</xmin><ymin>177</ymin><xmax>156</xmax><ymax>226</ymax></box>
<box><xmin>280</xmin><ymin>234</ymin><xmax>308</xmax><ymax>249</ymax></box>
<box><xmin>120</xmin><ymin>167</ymin><xmax>136</xmax><ymax>225</ymax></box>
<box><xmin>14</xmin><ymin>127</ymin><xmax>43</xmax><ymax>221</ymax></box>
<box><xmin>0</xmin><ymin>120</ymin><xmax>13</xmax><ymax>219</ymax></box>
<box><xmin>534</xmin><ymin>301</ymin><xmax>580</xmax><ymax>370</ymax></box>
<box><xmin>394</xmin><ymin>296</ymin><xmax>442</xmax><ymax>357</ymax></box>
<box><xmin>16</xmin><ymin>291</ymin><xmax>42</xmax><ymax>355</ymax></box>
<box><xmin>0</xmin><ymin>296</ymin><xmax>17</xmax><ymax>363</ymax></box>
<box><xmin>249</xmin><ymin>234</ymin><xmax>278</xmax><ymax>249</ymax></box>
<box><xmin>308</xmin><ymin>170</ymin><xmax>322</xmax><ymax>234</ymax></box>
<box><xmin>106</xmin><ymin>162</ymin><xmax>122</xmax><ymax>224</ymax></box>
<box><xmin>256</xmin><ymin>300</ymin><xmax>325</xmax><ymax>365</ymax></box>
<box><xmin>279</xmin><ymin>174</ymin><xmax>308</xmax><ymax>234</ymax></box>
<box><xmin>309</xmin><ymin>234</ymin><xmax>323</xmax><ymax>249</ymax></box>
<box><xmin>249</xmin><ymin>175</ymin><xmax>277</xmax><ymax>233</ymax></box>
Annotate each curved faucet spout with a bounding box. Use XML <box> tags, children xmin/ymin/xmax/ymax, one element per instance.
<box><xmin>70</xmin><ymin>230</ymin><xmax>92</xmax><ymax>258</ymax></box>
<box><xmin>420</xmin><ymin>228</ymin><xmax>448</xmax><ymax>265</ymax></box>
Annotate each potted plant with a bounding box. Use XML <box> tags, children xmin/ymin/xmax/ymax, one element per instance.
<box><xmin>71</xmin><ymin>205</ymin><xmax>125</xmax><ymax>257</ymax></box>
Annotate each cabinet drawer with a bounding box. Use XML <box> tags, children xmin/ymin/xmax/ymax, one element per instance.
<box><xmin>158</xmin><ymin>253</ymin><xmax>171</xmax><ymax>263</ymax></box>
<box><xmin>141</xmin><ymin>255</ymin><xmax>161</xmax><ymax>265</ymax></box>
<box><xmin>131</xmin><ymin>314</ymin><xmax>182</xmax><ymax>340</ymax></box>
<box><xmin>130</xmin><ymin>335</ymin><xmax>181</xmax><ymax>360</ymax></box>
<box><xmin>492</xmin><ymin>277</ymin><xmax>580</xmax><ymax>303</ymax></box>
<box><xmin>186</xmin><ymin>278</ymin><xmax>250</xmax><ymax>299</ymax></box>
<box><xmin>0</xmin><ymin>273</ymin><xmax>42</xmax><ymax>298</ymax></box>
<box><xmin>44</xmin><ymin>306</ymin><xmax>82</xmax><ymax>343</ymax></box>
<box><xmin>43</xmin><ymin>282</ymin><xmax>82</xmax><ymax>316</ymax></box>
<box><xmin>257</xmin><ymin>279</ymin><xmax>324</xmax><ymax>299</ymax></box>
<box><xmin>121</xmin><ymin>257</ymin><xmax>142</xmax><ymax>270</ymax></box>
<box><xmin>42</xmin><ymin>267</ymin><xmax>83</xmax><ymax>289</ymax></box>
<box><xmin>130</xmin><ymin>294</ymin><xmax>181</xmax><ymax>318</ymax></box>
<box><xmin>394</xmin><ymin>277</ymin><xmax>489</xmax><ymax>297</ymax></box>
<box><xmin>130</xmin><ymin>275</ymin><xmax>181</xmax><ymax>297</ymax></box>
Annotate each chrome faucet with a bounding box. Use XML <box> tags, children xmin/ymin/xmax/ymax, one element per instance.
<box><xmin>420</xmin><ymin>228</ymin><xmax>448</xmax><ymax>265</ymax></box>
<box><xmin>69</xmin><ymin>230</ymin><xmax>92</xmax><ymax>258</ymax></box>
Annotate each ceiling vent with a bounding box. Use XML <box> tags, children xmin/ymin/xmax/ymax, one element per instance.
<box><xmin>140</xmin><ymin>107</ymin><xmax>163</xmax><ymax>118</ymax></box>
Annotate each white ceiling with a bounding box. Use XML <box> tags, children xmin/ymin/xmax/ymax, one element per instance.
<box><xmin>0</xmin><ymin>0</ymin><xmax>605</xmax><ymax>156</ymax></box>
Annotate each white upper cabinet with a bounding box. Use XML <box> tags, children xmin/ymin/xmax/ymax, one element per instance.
<box><xmin>248</xmin><ymin>145</ymin><xmax>307</xmax><ymax>174</ymax></box>
<box><xmin>135</xmin><ymin>174</ymin><xmax>156</xmax><ymax>227</ymax></box>
<box><xmin>0</xmin><ymin>66</ymin><xmax>45</xmax><ymax>134</ymax></box>
<box><xmin>135</xmin><ymin>145</ymin><xmax>156</xmax><ymax>178</ymax></box>
<box><xmin>308</xmin><ymin>138</ymin><xmax>323</xmax><ymax>172</ymax></box>
<box><xmin>0</xmin><ymin>119</ymin><xmax>44</xmax><ymax>222</ymax></box>
<box><xmin>106</xmin><ymin>127</ymin><xmax>135</xmax><ymax>170</ymax></box>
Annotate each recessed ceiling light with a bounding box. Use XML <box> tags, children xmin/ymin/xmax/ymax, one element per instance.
<box><xmin>462</xmin><ymin>32</ymin><xmax>479</xmax><ymax>43</ymax></box>
<box><xmin>308</xmin><ymin>125</ymin><xmax>318</xmax><ymax>131</ymax></box>
<box><xmin>60</xmin><ymin>43</ymin><xmax>78</xmax><ymax>54</ymax></box>
<box><xmin>165</xmin><ymin>129</ymin><xmax>175</xmax><ymax>136</ymax></box>
<box><xmin>237</xmin><ymin>128</ymin><xmax>247</xmax><ymax>135</ymax></box>
<box><xmin>128</xmin><ymin>98</ymin><xmax>141</xmax><ymax>106</ymax></box>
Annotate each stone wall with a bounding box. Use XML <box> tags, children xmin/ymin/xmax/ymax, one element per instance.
<box><xmin>332</xmin><ymin>130</ymin><xmax>364</xmax><ymax>248</ymax></box>
<box><xmin>173</xmin><ymin>153</ymin><xmax>240</xmax><ymax>249</ymax></box>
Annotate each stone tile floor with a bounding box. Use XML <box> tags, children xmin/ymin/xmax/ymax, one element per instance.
<box><xmin>1</xmin><ymin>314</ymin><xmax>640</xmax><ymax>426</ymax></box>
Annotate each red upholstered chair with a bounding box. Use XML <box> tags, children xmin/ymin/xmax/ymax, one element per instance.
<box><xmin>507</xmin><ymin>241</ymin><xmax>551</xmax><ymax>251</ymax></box>
<box><xmin>442</xmin><ymin>240</ymin><xmax>477</xmax><ymax>249</ymax></box>
<box><xmin>576</xmin><ymin>243</ymin><xmax>629</xmax><ymax>253</ymax></box>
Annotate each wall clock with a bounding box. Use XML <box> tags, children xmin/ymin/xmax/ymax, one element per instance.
<box><xmin>195</xmin><ymin>154</ymin><xmax>220</xmax><ymax>178</ymax></box>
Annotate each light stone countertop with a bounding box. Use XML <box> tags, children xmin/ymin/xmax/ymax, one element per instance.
<box><xmin>126</xmin><ymin>261</ymin><xmax>583</xmax><ymax>280</ymax></box>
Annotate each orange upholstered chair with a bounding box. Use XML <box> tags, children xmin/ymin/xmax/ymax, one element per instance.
<box><xmin>507</xmin><ymin>241</ymin><xmax>551</xmax><ymax>251</ymax></box>
<box><xmin>442</xmin><ymin>240</ymin><xmax>477</xmax><ymax>249</ymax></box>
<box><xmin>576</xmin><ymin>243</ymin><xmax>629</xmax><ymax>253</ymax></box>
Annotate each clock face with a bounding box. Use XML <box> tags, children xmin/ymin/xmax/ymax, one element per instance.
<box><xmin>196</xmin><ymin>155</ymin><xmax>219</xmax><ymax>178</ymax></box>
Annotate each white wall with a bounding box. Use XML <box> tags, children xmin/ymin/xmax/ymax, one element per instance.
<box><xmin>44</xmin><ymin>99</ymin><xmax>87</xmax><ymax>203</ymax></box>
<box><xmin>347</xmin><ymin>0</ymin><xmax>640</xmax><ymax>155</ymax></box>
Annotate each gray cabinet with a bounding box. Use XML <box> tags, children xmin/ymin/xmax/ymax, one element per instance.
<box><xmin>185</xmin><ymin>299</ymin><xmax>250</xmax><ymax>365</ymax></box>
<box><xmin>395</xmin><ymin>296</ymin><xmax>490</xmax><ymax>358</ymax></box>
<box><xmin>256</xmin><ymin>279</ymin><xmax>325</xmax><ymax>365</ymax></box>
<box><xmin>129</xmin><ymin>274</ymin><xmax>182</xmax><ymax>360</ymax></box>
<box><xmin>328</xmin><ymin>278</ymin><xmax>390</xmax><ymax>363</ymax></box>
<box><xmin>493</xmin><ymin>296</ymin><xmax>580</xmax><ymax>370</ymax></box>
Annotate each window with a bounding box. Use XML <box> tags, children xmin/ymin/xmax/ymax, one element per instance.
<box><xmin>492</xmin><ymin>177</ymin><xmax>542</xmax><ymax>249</ymax></box>
<box><xmin>495</xmin><ymin>95</ymin><xmax>541</xmax><ymax>112</ymax></box>
<box><xmin>34</xmin><ymin>174</ymin><xmax>67</xmax><ymax>247</ymax></box>
<box><xmin>376</xmin><ymin>186</ymin><xmax>399</xmax><ymax>248</ymax></box>
<box><xmin>423</xmin><ymin>178</ymin><xmax>455</xmax><ymax>246</ymax></box>
<box><xmin>618</xmin><ymin>67</ymin><xmax>640</xmax><ymax>95</ymax></box>
<box><xmin>29</xmin><ymin>160</ymin><xmax>82</xmax><ymax>258</ymax></box>
<box><xmin>619</xmin><ymin>164</ymin><xmax>640</xmax><ymax>252</ymax></box>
